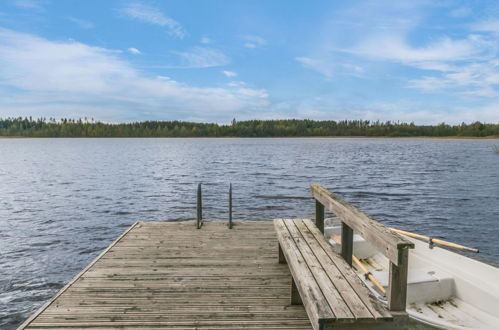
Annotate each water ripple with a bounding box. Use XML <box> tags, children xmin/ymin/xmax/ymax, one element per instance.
<box><xmin>0</xmin><ymin>137</ymin><xmax>498</xmax><ymax>329</ymax></box>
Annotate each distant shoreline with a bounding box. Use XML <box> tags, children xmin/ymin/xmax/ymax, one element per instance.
<box><xmin>1</xmin><ymin>136</ymin><xmax>498</xmax><ymax>139</ymax></box>
<box><xmin>2</xmin><ymin>118</ymin><xmax>498</xmax><ymax>138</ymax></box>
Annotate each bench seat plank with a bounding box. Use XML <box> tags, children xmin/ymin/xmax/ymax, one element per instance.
<box><xmin>274</xmin><ymin>219</ymin><xmax>335</xmax><ymax>327</ymax></box>
<box><xmin>275</xmin><ymin>218</ymin><xmax>394</xmax><ymax>330</ymax></box>
<box><xmin>301</xmin><ymin>219</ymin><xmax>392</xmax><ymax>319</ymax></box>
<box><xmin>294</xmin><ymin>219</ymin><xmax>376</xmax><ymax>319</ymax></box>
<box><xmin>284</xmin><ymin>219</ymin><xmax>355</xmax><ymax>320</ymax></box>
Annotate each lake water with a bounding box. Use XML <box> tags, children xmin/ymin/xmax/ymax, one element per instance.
<box><xmin>1</xmin><ymin>138</ymin><xmax>498</xmax><ymax>329</ymax></box>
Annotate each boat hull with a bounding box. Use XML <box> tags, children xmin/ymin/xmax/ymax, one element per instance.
<box><xmin>326</xmin><ymin>226</ymin><xmax>499</xmax><ymax>329</ymax></box>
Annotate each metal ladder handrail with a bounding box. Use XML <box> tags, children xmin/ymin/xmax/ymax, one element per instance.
<box><xmin>196</xmin><ymin>183</ymin><xmax>233</xmax><ymax>229</ymax></box>
<box><xmin>229</xmin><ymin>183</ymin><xmax>233</xmax><ymax>229</ymax></box>
<box><xmin>196</xmin><ymin>183</ymin><xmax>203</xmax><ymax>229</ymax></box>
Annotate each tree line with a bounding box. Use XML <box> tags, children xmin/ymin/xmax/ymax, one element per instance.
<box><xmin>0</xmin><ymin>117</ymin><xmax>498</xmax><ymax>137</ymax></box>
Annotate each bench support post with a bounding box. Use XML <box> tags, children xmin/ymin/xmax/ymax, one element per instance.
<box><xmin>315</xmin><ymin>200</ymin><xmax>325</xmax><ymax>234</ymax></box>
<box><xmin>278</xmin><ymin>243</ymin><xmax>286</xmax><ymax>264</ymax></box>
<box><xmin>291</xmin><ymin>278</ymin><xmax>302</xmax><ymax>305</ymax></box>
<box><xmin>388</xmin><ymin>248</ymin><xmax>409</xmax><ymax>311</ymax></box>
<box><xmin>341</xmin><ymin>222</ymin><xmax>353</xmax><ymax>266</ymax></box>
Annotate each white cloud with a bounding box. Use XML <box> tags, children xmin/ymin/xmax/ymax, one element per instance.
<box><xmin>10</xmin><ymin>0</ymin><xmax>43</xmax><ymax>9</ymax></box>
<box><xmin>201</xmin><ymin>37</ymin><xmax>211</xmax><ymax>44</ymax></box>
<box><xmin>449</xmin><ymin>7</ymin><xmax>471</xmax><ymax>18</ymax></box>
<box><xmin>297</xmin><ymin>0</ymin><xmax>499</xmax><ymax>99</ymax></box>
<box><xmin>359</xmin><ymin>103</ymin><xmax>499</xmax><ymax>124</ymax></box>
<box><xmin>119</xmin><ymin>2</ymin><xmax>186</xmax><ymax>39</ymax></box>
<box><xmin>127</xmin><ymin>47</ymin><xmax>141</xmax><ymax>55</ymax></box>
<box><xmin>457</xmin><ymin>103</ymin><xmax>499</xmax><ymax>123</ymax></box>
<box><xmin>66</xmin><ymin>17</ymin><xmax>95</xmax><ymax>29</ymax></box>
<box><xmin>0</xmin><ymin>29</ymin><xmax>268</xmax><ymax>121</ymax></box>
<box><xmin>472</xmin><ymin>20</ymin><xmax>499</xmax><ymax>34</ymax></box>
<box><xmin>243</xmin><ymin>35</ymin><xmax>266</xmax><ymax>48</ymax></box>
<box><xmin>345</xmin><ymin>32</ymin><xmax>499</xmax><ymax>97</ymax></box>
<box><xmin>2</xmin><ymin>27</ymin><xmax>497</xmax><ymax>125</ymax></box>
<box><xmin>293</xmin><ymin>99</ymin><xmax>499</xmax><ymax>125</ymax></box>
<box><xmin>235</xmin><ymin>88</ymin><xmax>267</xmax><ymax>99</ymax></box>
<box><xmin>222</xmin><ymin>70</ymin><xmax>237</xmax><ymax>77</ymax></box>
<box><xmin>227</xmin><ymin>81</ymin><xmax>245</xmax><ymax>87</ymax></box>
<box><xmin>351</xmin><ymin>34</ymin><xmax>486</xmax><ymax>65</ymax></box>
<box><xmin>408</xmin><ymin>76</ymin><xmax>451</xmax><ymax>91</ymax></box>
<box><xmin>296</xmin><ymin>57</ymin><xmax>335</xmax><ymax>78</ymax></box>
<box><xmin>173</xmin><ymin>47</ymin><xmax>229</xmax><ymax>68</ymax></box>
<box><xmin>296</xmin><ymin>56</ymin><xmax>364</xmax><ymax>79</ymax></box>
<box><xmin>408</xmin><ymin>60</ymin><xmax>499</xmax><ymax>97</ymax></box>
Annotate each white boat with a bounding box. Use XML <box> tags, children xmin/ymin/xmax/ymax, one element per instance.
<box><xmin>326</xmin><ymin>225</ymin><xmax>499</xmax><ymax>329</ymax></box>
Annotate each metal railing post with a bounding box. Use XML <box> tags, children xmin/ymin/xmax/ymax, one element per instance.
<box><xmin>197</xmin><ymin>183</ymin><xmax>203</xmax><ymax>229</ymax></box>
<box><xmin>228</xmin><ymin>183</ymin><xmax>233</xmax><ymax>229</ymax></box>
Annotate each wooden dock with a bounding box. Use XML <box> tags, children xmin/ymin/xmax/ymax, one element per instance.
<box><xmin>19</xmin><ymin>184</ymin><xmax>411</xmax><ymax>329</ymax></box>
<box><xmin>18</xmin><ymin>221</ymin><xmax>312</xmax><ymax>329</ymax></box>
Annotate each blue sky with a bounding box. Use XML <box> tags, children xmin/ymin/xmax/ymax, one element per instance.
<box><xmin>1</xmin><ymin>0</ymin><xmax>499</xmax><ymax>123</ymax></box>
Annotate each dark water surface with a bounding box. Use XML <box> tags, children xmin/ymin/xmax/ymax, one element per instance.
<box><xmin>1</xmin><ymin>138</ymin><xmax>498</xmax><ymax>329</ymax></box>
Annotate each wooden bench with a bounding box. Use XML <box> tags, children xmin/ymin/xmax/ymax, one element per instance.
<box><xmin>275</xmin><ymin>184</ymin><xmax>414</xmax><ymax>329</ymax></box>
<box><xmin>275</xmin><ymin>218</ymin><xmax>403</xmax><ymax>329</ymax></box>
<box><xmin>310</xmin><ymin>184</ymin><xmax>414</xmax><ymax>312</ymax></box>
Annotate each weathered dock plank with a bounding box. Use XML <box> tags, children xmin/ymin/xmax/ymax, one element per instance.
<box><xmin>19</xmin><ymin>221</ymin><xmax>312</xmax><ymax>329</ymax></box>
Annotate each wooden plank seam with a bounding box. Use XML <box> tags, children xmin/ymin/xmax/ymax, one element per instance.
<box><xmin>282</xmin><ymin>219</ymin><xmax>338</xmax><ymax>324</ymax></box>
<box><xmin>293</xmin><ymin>219</ymin><xmax>369</xmax><ymax>320</ymax></box>
<box><xmin>17</xmin><ymin>222</ymin><xmax>140</xmax><ymax>330</ymax></box>
<box><xmin>301</xmin><ymin>219</ymin><xmax>392</xmax><ymax>320</ymax></box>
<box><xmin>275</xmin><ymin>219</ymin><xmax>334</xmax><ymax>329</ymax></box>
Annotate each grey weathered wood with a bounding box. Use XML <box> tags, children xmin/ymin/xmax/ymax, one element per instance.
<box><xmin>20</xmin><ymin>221</ymin><xmax>312</xmax><ymax>329</ymax></box>
<box><xmin>278</xmin><ymin>243</ymin><xmax>286</xmax><ymax>264</ymax></box>
<box><xmin>310</xmin><ymin>184</ymin><xmax>413</xmax><ymax>313</ymax></box>
<box><xmin>298</xmin><ymin>219</ymin><xmax>390</xmax><ymax>320</ymax></box>
<box><xmin>17</xmin><ymin>222</ymin><xmax>140</xmax><ymax>330</ymax></box>
<box><xmin>315</xmin><ymin>200</ymin><xmax>325</xmax><ymax>234</ymax></box>
<box><xmin>341</xmin><ymin>222</ymin><xmax>354</xmax><ymax>266</ymax></box>
<box><xmin>388</xmin><ymin>247</ymin><xmax>409</xmax><ymax>312</ymax></box>
<box><xmin>310</xmin><ymin>184</ymin><xmax>414</xmax><ymax>265</ymax></box>
<box><xmin>291</xmin><ymin>278</ymin><xmax>302</xmax><ymax>305</ymax></box>
<box><xmin>274</xmin><ymin>219</ymin><xmax>335</xmax><ymax>329</ymax></box>
<box><xmin>274</xmin><ymin>218</ymin><xmax>400</xmax><ymax>330</ymax></box>
<box><xmin>284</xmin><ymin>220</ymin><xmax>354</xmax><ymax>320</ymax></box>
<box><xmin>20</xmin><ymin>216</ymin><xmax>405</xmax><ymax>330</ymax></box>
